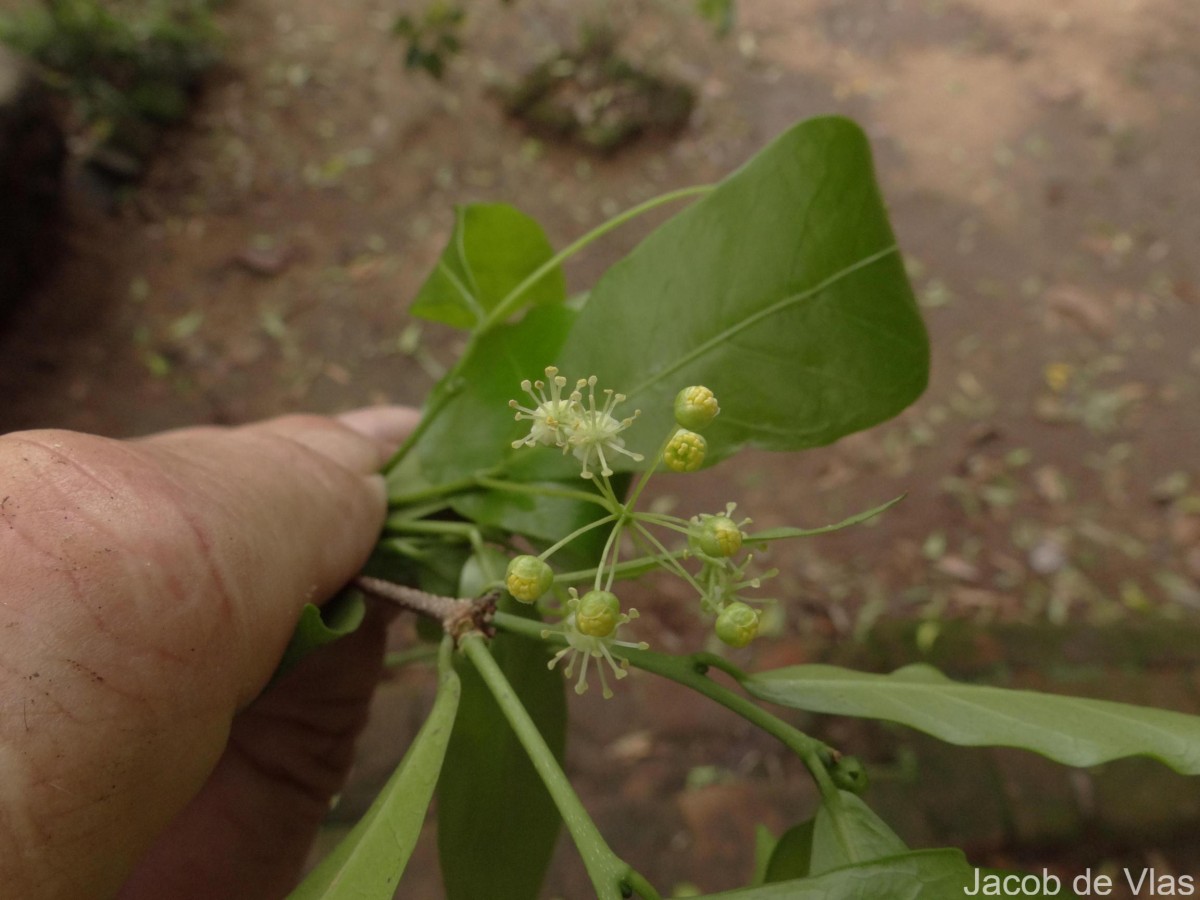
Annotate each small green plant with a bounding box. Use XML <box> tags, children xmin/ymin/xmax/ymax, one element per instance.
<box><xmin>392</xmin><ymin>4</ymin><xmax>706</xmax><ymax>154</ymax></box>
<box><xmin>391</xmin><ymin>1</ymin><xmax>465</xmax><ymax>80</ymax></box>
<box><xmin>392</xmin><ymin>0</ymin><xmax>737</xmax><ymax>81</ymax></box>
<box><xmin>694</xmin><ymin>0</ymin><xmax>735</xmax><ymax>35</ymax></box>
<box><xmin>286</xmin><ymin>116</ymin><xmax>1200</xmax><ymax>898</ymax></box>
<box><xmin>0</xmin><ymin>0</ymin><xmax>222</xmax><ymax>168</ymax></box>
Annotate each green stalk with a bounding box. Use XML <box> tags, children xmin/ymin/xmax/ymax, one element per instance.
<box><xmin>539</xmin><ymin>513</ymin><xmax>619</xmax><ymax>565</ymax></box>
<box><xmin>384</xmin><ymin>183</ymin><xmax>714</xmax><ymax>476</ymax></box>
<box><xmin>591</xmin><ymin>473</ymin><xmax>623</xmax><ymax>510</ymax></box>
<box><xmin>384</xmin><ymin>644</ymin><xmax>440</xmax><ymax>669</ymax></box>
<box><xmin>630</xmin><ymin>511</ymin><xmax>693</xmax><ymax>535</ymax></box>
<box><xmin>622</xmin><ymin>646</ymin><xmax>834</xmax><ymax>789</ymax></box>
<box><xmin>460</xmin><ymin>634</ymin><xmax>657</xmax><ymax>899</ymax></box>
<box><xmin>594</xmin><ymin>518</ymin><xmax>626</xmax><ymax>591</ymax></box>
<box><xmin>386</xmin><ymin>519</ymin><xmax>479</xmax><ymax>538</ymax></box>
<box><xmin>491</xmin><ymin>612</ymin><xmax>838</xmax><ymax>799</ymax></box>
<box><xmin>473</xmin><ymin>474</ymin><xmax>614</xmax><ymax>509</ymax></box>
<box><xmin>387</xmin><ymin>475</ymin><xmax>480</xmax><ymax>507</ymax></box>
<box><xmin>550</xmin><ymin>547</ymin><xmax>690</xmax><ymax>586</ymax></box>
<box><xmin>384</xmin><ymin>499</ymin><xmax>457</xmax><ymax>524</ymax></box>
<box><xmin>630</xmin><ymin>520</ymin><xmax>704</xmax><ymax>595</ymax></box>
<box><xmin>481</xmin><ymin>184</ymin><xmax>714</xmax><ymax>331</ymax></box>
<box><xmin>623</xmin><ymin>428</ymin><xmax>675</xmax><ymax>511</ymax></box>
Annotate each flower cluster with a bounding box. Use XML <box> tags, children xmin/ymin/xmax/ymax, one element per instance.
<box><xmin>510</xmin><ymin>368</ymin><xmax>644</xmax><ymax>478</ymax></box>
<box><xmin>688</xmin><ymin>503</ymin><xmax>771</xmax><ymax>647</ymax></box>
<box><xmin>662</xmin><ymin>385</ymin><xmax>719</xmax><ymax>473</ymax></box>
<box><xmin>506</xmin><ymin>376</ymin><xmax>773</xmax><ymax>695</ymax></box>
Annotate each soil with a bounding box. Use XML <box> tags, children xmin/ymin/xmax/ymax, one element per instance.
<box><xmin>3</xmin><ymin>0</ymin><xmax>1200</xmax><ymax>896</ymax></box>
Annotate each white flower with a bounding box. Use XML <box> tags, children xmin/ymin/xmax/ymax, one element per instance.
<box><xmin>509</xmin><ymin>366</ymin><xmax>575</xmax><ymax>449</ymax></box>
<box><xmin>510</xmin><ymin>371</ymin><xmax>645</xmax><ymax>480</ymax></box>
<box><xmin>566</xmin><ymin>376</ymin><xmax>643</xmax><ymax>479</ymax></box>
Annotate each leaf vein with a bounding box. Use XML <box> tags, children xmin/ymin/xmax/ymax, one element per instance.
<box><xmin>626</xmin><ymin>244</ymin><xmax>901</xmax><ymax>397</ymax></box>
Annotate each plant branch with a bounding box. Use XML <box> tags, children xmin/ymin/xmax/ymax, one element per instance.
<box><xmin>492</xmin><ymin>611</ymin><xmax>840</xmax><ymax>798</ymax></box>
<box><xmin>355</xmin><ymin>576</ymin><xmax>496</xmax><ymax>641</ymax></box>
<box><xmin>460</xmin><ymin>634</ymin><xmax>657</xmax><ymax>900</ymax></box>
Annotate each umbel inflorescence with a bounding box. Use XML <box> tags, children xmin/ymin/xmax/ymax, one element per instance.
<box><xmin>509</xmin><ymin>368</ymin><xmax>645</xmax><ymax>478</ymax></box>
<box><xmin>504</xmin><ymin>369</ymin><xmax>775</xmax><ymax>697</ymax></box>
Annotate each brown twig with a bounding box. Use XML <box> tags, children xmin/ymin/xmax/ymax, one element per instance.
<box><xmin>354</xmin><ymin>575</ymin><xmax>497</xmax><ymax>641</ymax></box>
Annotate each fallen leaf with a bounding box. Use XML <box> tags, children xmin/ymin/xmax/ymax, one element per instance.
<box><xmin>1045</xmin><ymin>284</ymin><xmax>1115</xmax><ymax>337</ymax></box>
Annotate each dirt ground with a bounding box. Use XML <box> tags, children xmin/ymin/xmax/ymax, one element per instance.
<box><xmin>3</xmin><ymin>0</ymin><xmax>1200</xmax><ymax>896</ymax></box>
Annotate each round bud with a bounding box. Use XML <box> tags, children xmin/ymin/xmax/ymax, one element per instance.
<box><xmin>575</xmin><ymin>590</ymin><xmax>621</xmax><ymax>637</ymax></box>
<box><xmin>715</xmin><ymin>601</ymin><xmax>760</xmax><ymax>648</ymax></box>
<box><xmin>830</xmin><ymin>755</ymin><xmax>869</xmax><ymax>795</ymax></box>
<box><xmin>696</xmin><ymin>515</ymin><xmax>743</xmax><ymax>558</ymax></box>
<box><xmin>505</xmin><ymin>555</ymin><xmax>554</xmax><ymax>603</ymax></box>
<box><xmin>663</xmin><ymin>429</ymin><xmax>707</xmax><ymax>473</ymax></box>
<box><xmin>674</xmin><ymin>385</ymin><xmax>719</xmax><ymax>431</ymax></box>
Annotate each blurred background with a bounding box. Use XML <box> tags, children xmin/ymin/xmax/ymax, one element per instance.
<box><xmin>2</xmin><ymin>0</ymin><xmax>1199</xmax><ymax>896</ymax></box>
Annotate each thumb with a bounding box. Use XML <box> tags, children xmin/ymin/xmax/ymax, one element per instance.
<box><xmin>0</xmin><ymin>407</ymin><xmax>416</xmax><ymax>898</ymax></box>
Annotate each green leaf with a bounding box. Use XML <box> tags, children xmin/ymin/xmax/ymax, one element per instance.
<box><xmin>743</xmin><ymin>663</ymin><xmax>1200</xmax><ymax>773</ymax></box>
<box><xmin>696</xmin><ymin>0</ymin><xmax>735</xmax><ymax>36</ymax></box>
<box><xmin>762</xmin><ymin>819</ymin><xmax>812</xmax><ymax>882</ymax></box>
<box><xmin>448</xmin><ymin>482</ymin><xmax>605</xmax><ymax>546</ymax></box>
<box><xmin>809</xmin><ymin>791</ymin><xmax>907</xmax><ymax>875</ymax></box>
<box><xmin>274</xmin><ymin>590</ymin><xmax>365</xmax><ymax>678</ymax></box>
<box><xmin>437</xmin><ymin>598</ymin><xmax>567</xmax><ymax>900</ymax></box>
<box><xmin>410</xmin><ymin>203</ymin><xmax>566</xmax><ymax>330</ymax></box>
<box><xmin>718</xmin><ymin>853</ymin><xmax>1083</xmax><ymax>900</ymax></box>
<box><xmin>754</xmin><ymin>794</ymin><xmax>909</xmax><ymax>888</ymax></box>
<box><xmin>415</xmin><ymin>303</ymin><xmax>577</xmax><ymax>484</ymax></box>
<box><xmin>557</xmin><ymin>115</ymin><xmax>928</xmax><ymax>468</ymax></box>
<box><xmin>694</xmin><ymin>849</ymin><xmax>977</xmax><ymax>899</ymax></box>
<box><xmin>289</xmin><ymin>638</ymin><xmax>461</xmax><ymax>899</ymax></box>
<box><xmin>457</xmin><ymin>546</ymin><xmax>510</xmax><ymax>597</ymax></box>
<box><xmin>749</xmin><ymin>495</ymin><xmax>905</xmax><ymax>542</ymax></box>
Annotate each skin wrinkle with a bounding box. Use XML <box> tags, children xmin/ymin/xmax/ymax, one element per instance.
<box><xmin>2</xmin><ymin>480</ymin><xmax>225</xmax><ymax>726</ymax></box>
<box><xmin>0</xmin><ymin>409</ymin><xmax>404</xmax><ymax>898</ymax></box>
<box><xmin>8</xmin><ymin>435</ymin><xmax>128</xmax><ymax>497</ymax></box>
<box><xmin>5</xmin><ymin>711</ymin><xmax>129</xmax><ymax>867</ymax></box>
<box><xmin>147</xmin><ymin>425</ymin><xmax>377</xmax><ymax>673</ymax></box>
<box><xmin>228</xmin><ymin>730</ymin><xmax>348</xmax><ymax>810</ymax></box>
<box><xmin>230</xmin><ymin>691</ymin><xmax>369</xmax><ymax>797</ymax></box>
<box><xmin>0</xmin><ymin>435</ymin><xmax>242</xmax><ymax>897</ymax></box>
<box><xmin>103</xmin><ymin>453</ymin><xmax>255</xmax><ymax>685</ymax></box>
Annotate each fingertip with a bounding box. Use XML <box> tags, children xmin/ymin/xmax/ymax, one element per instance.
<box><xmin>244</xmin><ymin>408</ymin><xmax>413</xmax><ymax>476</ymax></box>
<box><xmin>336</xmin><ymin>406</ymin><xmax>420</xmax><ymax>456</ymax></box>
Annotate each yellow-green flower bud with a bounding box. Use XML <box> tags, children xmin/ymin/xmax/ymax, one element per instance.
<box><xmin>505</xmin><ymin>555</ymin><xmax>554</xmax><ymax>603</ymax></box>
<box><xmin>715</xmin><ymin>601</ymin><xmax>759</xmax><ymax>648</ymax></box>
<box><xmin>674</xmin><ymin>385</ymin><xmax>719</xmax><ymax>431</ymax></box>
<box><xmin>696</xmin><ymin>515</ymin><xmax>743</xmax><ymax>558</ymax></box>
<box><xmin>663</xmin><ymin>429</ymin><xmax>706</xmax><ymax>473</ymax></box>
<box><xmin>575</xmin><ymin>590</ymin><xmax>621</xmax><ymax>637</ymax></box>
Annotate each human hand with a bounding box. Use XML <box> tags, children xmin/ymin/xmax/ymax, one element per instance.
<box><xmin>0</xmin><ymin>408</ymin><xmax>418</xmax><ymax>899</ymax></box>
